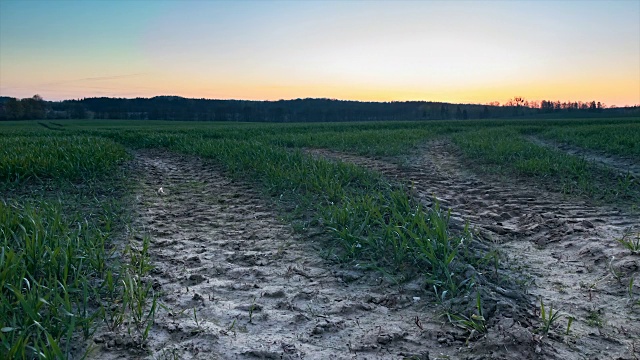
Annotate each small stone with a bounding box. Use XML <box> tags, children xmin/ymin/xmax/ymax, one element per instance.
<box><xmin>263</xmin><ymin>289</ymin><xmax>286</xmax><ymax>298</ymax></box>
<box><xmin>236</xmin><ymin>303</ymin><xmax>263</xmax><ymax>312</ymax></box>
<box><xmin>188</xmin><ymin>274</ymin><xmax>206</xmax><ymax>283</ymax></box>
<box><xmin>377</xmin><ymin>334</ymin><xmax>393</xmax><ymax>344</ymax></box>
<box><xmin>581</xmin><ymin>220</ymin><xmax>594</xmax><ymax>228</ymax></box>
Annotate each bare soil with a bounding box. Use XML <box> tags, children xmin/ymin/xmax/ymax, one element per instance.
<box><xmin>86</xmin><ymin>143</ymin><xmax>640</xmax><ymax>360</ymax></box>
<box><xmin>308</xmin><ymin>140</ymin><xmax>640</xmax><ymax>359</ymax></box>
<box><xmin>87</xmin><ymin>150</ymin><xmax>460</xmax><ymax>360</ymax></box>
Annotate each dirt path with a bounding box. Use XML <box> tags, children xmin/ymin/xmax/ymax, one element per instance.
<box><xmin>526</xmin><ymin>135</ymin><xmax>640</xmax><ymax>179</ymax></box>
<box><xmin>88</xmin><ymin>149</ymin><xmax>480</xmax><ymax>360</ymax></box>
<box><xmin>308</xmin><ymin>141</ymin><xmax>640</xmax><ymax>360</ymax></box>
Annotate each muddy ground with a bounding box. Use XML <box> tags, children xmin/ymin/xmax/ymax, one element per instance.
<box><xmin>87</xmin><ymin>141</ymin><xmax>639</xmax><ymax>360</ymax></box>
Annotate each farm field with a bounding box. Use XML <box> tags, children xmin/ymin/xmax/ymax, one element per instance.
<box><xmin>1</xmin><ymin>117</ymin><xmax>639</xmax><ymax>359</ymax></box>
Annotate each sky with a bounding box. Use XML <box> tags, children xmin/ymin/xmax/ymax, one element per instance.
<box><xmin>0</xmin><ymin>0</ymin><xmax>639</xmax><ymax>106</ymax></box>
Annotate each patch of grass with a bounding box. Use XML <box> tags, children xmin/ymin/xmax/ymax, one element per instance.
<box><xmin>538</xmin><ymin>298</ymin><xmax>564</xmax><ymax>336</ymax></box>
<box><xmin>0</xmin><ymin>197</ymin><xmax>114</xmax><ymax>358</ymax></box>
<box><xmin>618</xmin><ymin>231</ymin><xmax>640</xmax><ymax>254</ymax></box>
<box><xmin>0</xmin><ymin>133</ymin><xmax>157</xmax><ymax>357</ymax></box>
<box><xmin>324</xmin><ymin>192</ymin><xmax>476</xmax><ymax>296</ymax></box>
<box><xmin>0</xmin><ymin>136</ymin><xmax>128</xmax><ymax>185</ymax></box>
<box><xmin>121</xmin><ymin>235</ymin><xmax>158</xmax><ymax>343</ymax></box>
<box><xmin>586</xmin><ymin>309</ymin><xmax>604</xmax><ymax>328</ymax></box>
<box><xmin>565</xmin><ymin>316</ymin><xmax>575</xmax><ymax>335</ymax></box>
<box><xmin>539</xmin><ymin>122</ymin><xmax>640</xmax><ymax>157</ymax></box>
<box><xmin>266</xmin><ymin>127</ymin><xmax>443</xmax><ymax>157</ymax></box>
<box><xmin>445</xmin><ymin>291</ymin><xmax>487</xmax><ymax>340</ymax></box>
<box><xmin>451</xmin><ymin>127</ymin><xmax>640</xmax><ymax>203</ymax></box>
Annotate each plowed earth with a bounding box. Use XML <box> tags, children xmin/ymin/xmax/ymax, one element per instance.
<box><xmin>87</xmin><ymin>141</ymin><xmax>639</xmax><ymax>360</ymax></box>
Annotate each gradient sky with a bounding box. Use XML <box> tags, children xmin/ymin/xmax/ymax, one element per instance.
<box><xmin>1</xmin><ymin>0</ymin><xmax>639</xmax><ymax>106</ymax></box>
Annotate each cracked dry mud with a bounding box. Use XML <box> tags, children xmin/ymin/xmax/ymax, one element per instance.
<box><xmin>308</xmin><ymin>140</ymin><xmax>640</xmax><ymax>359</ymax></box>
<box><xmin>89</xmin><ymin>149</ymin><xmax>450</xmax><ymax>360</ymax></box>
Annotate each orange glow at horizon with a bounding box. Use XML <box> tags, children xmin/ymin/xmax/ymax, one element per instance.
<box><xmin>1</xmin><ymin>1</ymin><xmax>638</xmax><ymax>107</ymax></box>
<box><xmin>2</xmin><ymin>67</ymin><xmax>638</xmax><ymax>107</ymax></box>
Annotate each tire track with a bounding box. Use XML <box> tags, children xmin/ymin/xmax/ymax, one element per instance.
<box><xmin>308</xmin><ymin>141</ymin><xmax>640</xmax><ymax>360</ymax></box>
<box><xmin>526</xmin><ymin>135</ymin><xmax>640</xmax><ymax>179</ymax></box>
<box><xmin>88</xmin><ymin>149</ymin><xmax>458</xmax><ymax>360</ymax></box>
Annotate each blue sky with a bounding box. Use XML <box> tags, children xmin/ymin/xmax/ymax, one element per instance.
<box><xmin>1</xmin><ymin>0</ymin><xmax>638</xmax><ymax>106</ymax></box>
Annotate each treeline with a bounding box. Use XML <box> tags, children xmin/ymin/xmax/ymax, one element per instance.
<box><xmin>1</xmin><ymin>95</ymin><xmax>638</xmax><ymax>122</ymax></box>
<box><xmin>0</xmin><ymin>95</ymin><xmax>48</xmax><ymax>120</ymax></box>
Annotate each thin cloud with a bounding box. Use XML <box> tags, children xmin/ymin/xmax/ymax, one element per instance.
<box><xmin>41</xmin><ymin>73</ymin><xmax>148</xmax><ymax>86</ymax></box>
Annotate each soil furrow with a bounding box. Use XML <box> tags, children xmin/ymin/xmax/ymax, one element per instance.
<box><xmin>89</xmin><ymin>149</ymin><xmax>459</xmax><ymax>359</ymax></box>
<box><xmin>307</xmin><ymin>141</ymin><xmax>640</xmax><ymax>359</ymax></box>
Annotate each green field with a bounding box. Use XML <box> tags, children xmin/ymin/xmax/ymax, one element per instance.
<box><xmin>1</xmin><ymin>117</ymin><xmax>639</xmax><ymax>358</ymax></box>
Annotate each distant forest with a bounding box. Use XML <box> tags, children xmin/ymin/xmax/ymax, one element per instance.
<box><xmin>1</xmin><ymin>95</ymin><xmax>638</xmax><ymax>122</ymax></box>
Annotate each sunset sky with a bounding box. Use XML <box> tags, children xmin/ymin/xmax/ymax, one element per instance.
<box><xmin>1</xmin><ymin>0</ymin><xmax>639</xmax><ymax>106</ymax></box>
